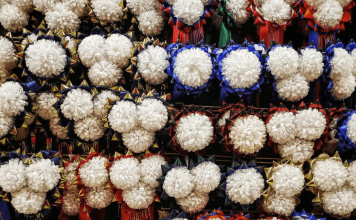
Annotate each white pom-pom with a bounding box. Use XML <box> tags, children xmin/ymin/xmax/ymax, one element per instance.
<box><xmin>0</xmin><ymin>159</ymin><xmax>27</xmax><ymax>193</ymax></box>
<box><xmin>261</xmin><ymin>0</ymin><xmax>291</xmax><ymax>25</ymax></box>
<box><xmin>26</xmin><ymin>159</ymin><xmax>61</xmax><ymax>193</ymax></box>
<box><xmin>267</xmin><ymin>194</ymin><xmax>296</xmax><ymax>216</ymax></box>
<box><xmin>104</xmin><ymin>34</ymin><xmax>133</xmax><ymax>69</ymax></box>
<box><xmin>295</xmin><ymin>109</ymin><xmax>326</xmax><ymax>141</ymax></box>
<box><xmin>330</xmin><ymin>48</ymin><xmax>353</xmax><ymax>80</ymax></box>
<box><xmin>331</xmin><ymin>74</ymin><xmax>356</xmax><ymax>100</ymax></box>
<box><xmin>175</xmin><ymin>113</ymin><xmax>214</xmax><ymax>152</ymax></box>
<box><xmin>108</xmin><ymin>100</ymin><xmax>137</xmax><ymax>133</ymax></box>
<box><xmin>79</xmin><ymin>156</ymin><xmax>109</xmax><ymax>188</ymax></box>
<box><xmin>45</xmin><ymin>3</ymin><xmax>80</xmax><ymax>33</ymax></box>
<box><xmin>74</xmin><ymin>116</ymin><xmax>105</xmax><ymax>142</ymax></box>
<box><xmin>78</xmin><ymin>35</ymin><xmax>106</xmax><ymax>68</ymax></box>
<box><xmin>226</xmin><ymin>168</ymin><xmax>264</xmax><ymax>205</ymax></box>
<box><xmin>61</xmin><ymin>88</ymin><xmax>93</xmax><ymax>121</ymax></box>
<box><xmin>137</xmin><ymin>45</ymin><xmax>169</xmax><ymax>85</ymax></box>
<box><xmin>313</xmin><ymin>158</ymin><xmax>348</xmax><ymax>191</ymax></box>
<box><xmin>229</xmin><ymin>115</ymin><xmax>266</xmax><ymax>154</ymax></box>
<box><xmin>93</xmin><ymin>90</ymin><xmax>117</xmax><ymax>119</ymax></box>
<box><xmin>267</xmin><ymin>47</ymin><xmax>299</xmax><ymax>79</ymax></box>
<box><xmin>62</xmin><ymin>192</ymin><xmax>80</xmax><ymax>216</ymax></box>
<box><xmin>271</xmin><ymin>164</ymin><xmax>304</xmax><ymax>196</ymax></box>
<box><xmin>91</xmin><ymin>0</ymin><xmax>123</xmax><ymax>23</ymax></box>
<box><xmin>139</xmin><ymin>155</ymin><xmax>168</xmax><ymax>188</ymax></box>
<box><xmin>322</xmin><ymin>187</ymin><xmax>356</xmax><ymax>217</ymax></box>
<box><xmin>163</xmin><ymin>166</ymin><xmax>195</xmax><ymax>199</ymax></box>
<box><xmin>11</xmin><ymin>187</ymin><xmax>46</xmax><ymax>215</ymax></box>
<box><xmin>63</xmin><ymin>0</ymin><xmax>87</xmax><ymax>17</ymax></box>
<box><xmin>138</xmin><ymin>10</ymin><xmax>165</xmax><ymax>37</ymax></box>
<box><xmin>299</xmin><ymin>48</ymin><xmax>324</xmax><ymax>82</ymax></box>
<box><xmin>222</xmin><ymin>49</ymin><xmax>261</xmax><ymax>89</ymax></box>
<box><xmin>276</xmin><ymin>75</ymin><xmax>310</xmax><ymax>102</ymax></box>
<box><xmin>314</xmin><ymin>0</ymin><xmax>343</xmax><ymax>30</ymax></box>
<box><xmin>0</xmin><ymin>36</ymin><xmax>18</xmax><ymax>70</ymax></box>
<box><xmin>137</xmin><ymin>99</ymin><xmax>168</xmax><ymax>132</ymax></box>
<box><xmin>173</xmin><ymin>0</ymin><xmax>204</xmax><ymax>26</ymax></box>
<box><xmin>33</xmin><ymin>0</ymin><xmax>58</xmax><ymax>12</ymax></box>
<box><xmin>122</xmin><ymin>183</ymin><xmax>155</xmax><ymax>210</ymax></box>
<box><xmin>126</xmin><ymin>0</ymin><xmax>160</xmax><ymax>16</ymax></box>
<box><xmin>226</xmin><ymin>0</ymin><xmax>251</xmax><ymax>25</ymax></box>
<box><xmin>266</xmin><ymin>111</ymin><xmax>296</xmax><ymax>144</ymax></box>
<box><xmin>348</xmin><ymin>161</ymin><xmax>356</xmax><ymax>192</ymax></box>
<box><xmin>191</xmin><ymin>161</ymin><xmax>221</xmax><ymax>193</ymax></box>
<box><xmin>86</xmin><ymin>186</ymin><xmax>114</xmax><ymax>209</ymax></box>
<box><xmin>0</xmin><ymin>113</ymin><xmax>14</xmax><ymax>138</ymax></box>
<box><xmin>347</xmin><ymin>114</ymin><xmax>356</xmax><ymax>144</ymax></box>
<box><xmin>174</xmin><ymin>48</ymin><xmax>213</xmax><ymax>88</ymax></box>
<box><xmin>0</xmin><ymin>5</ymin><xmax>29</xmax><ymax>32</ymax></box>
<box><xmin>122</xmin><ymin>128</ymin><xmax>155</xmax><ymax>153</ymax></box>
<box><xmin>176</xmin><ymin>191</ymin><xmax>209</xmax><ymax>214</ymax></box>
<box><xmin>278</xmin><ymin>138</ymin><xmax>314</xmax><ymax>164</ymax></box>
<box><xmin>36</xmin><ymin>93</ymin><xmax>57</xmax><ymax>120</ymax></box>
<box><xmin>305</xmin><ymin>0</ymin><xmax>325</xmax><ymax>10</ymax></box>
<box><xmin>109</xmin><ymin>157</ymin><xmax>140</xmax><ymax>190</ymax></box>
<box><xmin>12</xmin><ymin>0</ymin><xmax>33</xmax><ymax>12</ymax></box>
<box><xmin>0</xmin><ymin>81</ymin><xmax>28</xmax><ymax>117</ymax></box>
<box><xmin>49</xmin><ymin>117</ymin><xmax>68</xmax><ymax>139</ymax></box>
<box><xmin>88</xmin><ymin>60</ymin><xmax>122</xmax><ymax>87</ymax></box>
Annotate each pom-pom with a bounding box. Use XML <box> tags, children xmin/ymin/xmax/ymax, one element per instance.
<box><xmin>26</xmin><ymin>159</ymin><xmax>61</xmax><ymax>193</ymax></box>
<box><xmin>61</xmin><ymin>88</ymin><xmax>93</xmax><ymax>121</ymax></box>
<box><xmin>190</xmin><ymin>161</ymin><xmax>221</xmax><ymax>193</ymax></box>
<box><xmin>79</xmin><ymin>156</ymin><xmax>109</xmax><ymax>188</ymax></box>
<box><xmin>330</xmin><ymin>48</ymin><xmax>353</xmax><ymax>80</ymax></box>
<box><xmin>271</xmin><ymin>164</ymin><xmax>304</xmax><ymax>197</ymax></box>
<box><xmin>0</xmin><ymin>114</ymin><xmax>14</xmax><ymax>138</ymax></box>
<box><xmin>175</xmin><ymin>113</ymin><xmax>214</xmax><ymax>152</ymax></box>
<box><xmin>88</xmin><ymin>60</ymin><xmax>122</xmax><ymax>87</ymax></box>
<box><xmin>347</xmin><ymin>114</ymin><xmax>356</xmax><ymax>144</ymax></box>
<box><xmin>64</xmin><ymin>0</ymin><xmax>87</xmax><ymax>17</ymax></box>
<box><xmin>137</xmin><ymin>99</ymin><xmax>168</xmax><ymax>132</ymax></box>
<box><xmin>229</xmin><ymin>115</ymin><xmax>266</xmax><ymax>154</ymax></box>
<box><xmin>331</xmin><ymin>74</ymin><xmax>356</xmax><ymax>100</ymax></box>
<box><xmin>226</xmin><ymin>168</ymin><xmax>264</xmax><ymax>205</ymax></box>
<box><xmin>12</xmin><ymin>0</ymin><xmax>34</xmax><ymax>12</ymax></box>
<box><xmin>139</xmin><ymin>155</ymin><xmax>168</xmax><ymax>188</ymax></box>
<box><xmin>313</xmin><ymin>158</ymin><xmax>348</xmax><ymax>191</ymax></box>
<box><xmin>78</xmin><ymin>35</ymin><xmax>106</xmax><ymax>68</ymax></box>
<box><xmin>267</xmin><ymin>47</ymin><xmax>299</xmax><ymax>80</ymax></box>
<box><xmin>267</xmin><ymin>194</ymin><xmax>296</xmax><ymax>216</ymax></box>
<box><xmin>74</xmin><ymin>116</ymin><xmax>105</xmax><ymax>142</ymax></box>
<box><xmin>104</xmin><ymin>34</ymin><xmax>133</xmax><ymax>69</ymax></box>
<box><xmin>11</xmin><ymin>187</ymin><xmax>46</xmax><ymax>215</ymax></box>
<box><xmin>261</xmin><ymin>0</ymin><xmax>291</xmax><ymax>25</ymax></box>
<box><xmin>91</xmin><ymin>0</ymin><xmax>124</xmax><ymax>23</ymax></box>
<box><xmin>299</xmin><ymin>48</ymin><xmax>324</xmax><ymax>82</ymax></box>
<box><xmin>266</xmin><ymin>111</ymin><xmax>296</xmax><ymax>144</ymax></box>
<box><xmin>137</xmin><ymin>45</ymin><xmax>169</xmax><ymax>85</ymax></box>
<box><xmin>322</xmin><ymin>187</ymin><xmax>356</xmax><ymax>217</ymax></box>
<box><xmin>226</xmin><ymin>0</ymin><xmax>251</xmax><ymax>25</ymax></box>
<box><xmin>0</xmin><ymin>159</ymin><xmax>27</xmax><ymax>193</ymax></box>
<box><xmin>86</xmin><ymin>186</ymin><xmax>114</xmax><ymax>209</ymax></box>
<box><xmin>172</xmin><ymin>0</ymin><xmax>204</xmax><ymax>26</ymax></box>
<box><xmin>222</xmin><ymin>49</ymin><xmax>261</xmax><ymax>89</ymax></box>
<box><xmin>122</xmin><ymin>183</ymin><xmax>155</xmax><ymax>210</ymax></box>
<box><xmin>163</xmin><ymin>166</ymin><xmax>195</xmax><ymax>199</ymax></box>
<box><xmin>276</xmin><ymin>75</ymin><xmax>309</xmax><ymax>102</ymax></box>
<box><xmin>93</xmin><ymin>90</ymin><xmax>117</xmax><ymax>119</ymax></box>
<box><xmin>49</xmin><ymin>117</ymin><xmax>68</xmax><ymax>139</ymax></box>
<box><xmin>0</xmin><ymin>36</ymin><xmax>18</xmax><ymax>71</ymax></box>
<box><xmin>108</xmin><ymin>100</ymin><xmax>137</xmax><ymax>133</ymax></box>
<box><xmin>0</xmin><ymin>5</ymin><xmax>29</xmax><ymax>32</ymax></box>
<box><xmin>62</xmin><ymin>192</ymin><xmax>80</xmax><ymax>216</ymax></box>
<box><xmin>109</xmin><ymin>157</ymin><xmax>140</xmax><ymax>190</ymax></box>
<box><xmin>176</xmin><ymin>191</ymin><xmax>209</xmax><ymax>214</ymax></box>
<box><xmin>0</xmin><ymin>81</ymin><xmax>28</xmax><ymax>117</ymax></box>
<box><xmin>137</xmin><ymin>10</ymin><xmax>165</xmax><ymax>37</ymax></box>
<box><xmin>126</xmin><ymin>0</ymin><xmax>160</xmax><ymax>16</ymax></box>
<box><xmin>45</xmin><ymin>3</ymin><xmax>80</xmax><ymax>33</ymax></box>
<box><xmin>122</xmin><ymin>128</ymin><xmax>155</xmax><ymax>153</ymax></box>
<box><xmin>314</xmin><ymin>0</ymin><xmax>343</xmax><ymax>30</ymax></box>
<box><xmin>278</xmin><ymin>138</ymin><xmax>314</xmax><ymax>164</ymax></box>
<box><xmin>36</xmin><ymin>93</ymin><xmax>57</xmax><ymax>120</ymax></box>
<box><xmin>295</xmin><ymin>108</ymin><xmax>326</xmax><ymax>141</ymax></box>
<box><xmin>348</xmin><ymin>161</ymin><xmax>356</xmax><ymax>192</ymax></box>
<box><xmin>33</xmin><ymin>0</ymin><xmax>58</xmax><ymax>12</ymax></box>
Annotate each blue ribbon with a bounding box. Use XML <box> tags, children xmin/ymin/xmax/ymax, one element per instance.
<box><xmin>337</xmin><ymin>110</ymin><xmax>356</xmax><ymax>155</ymax></box>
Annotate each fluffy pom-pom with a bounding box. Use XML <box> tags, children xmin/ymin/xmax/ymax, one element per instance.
<box><xmin>313</xmin><ymin>158</ymin><xmax>348</xmax><ymax>191</ymax></box>
<box><xmin>305</xmin><ymin>0</ymin><xmax>325</xmax><ymax>9</ymax></box>
<box><xmin>122</xmin><ymin>128</ymin><xmax>155</xmax><ymax>153</ymax></box>
<box><xmin>88</xmin><ymin>60</ymin><xmax>122</xmax><ymax>87</ymax></box>
<box><xmin>109</xmin><ymin>157</ymin><xmax>140</xmax><ymax>190</ymax></box>
<box><xmin>79</xmin><ymin>156</ymin><xmax>109</xmax><ymax>188</ymax></box>
<box><xmin>0</xmin><ymin>81</ymin><xmax>28</xmax><ymax>117</ymax></box>
<box><xmin>271</xmin><ymin>164</ymin><xmax>304</xmax><ymax>197</ymax></box>
<box><xmin>93</xmin><ymin>90</ymin><xmax>117</xmax><ymax>119</ymax></box>
<box><xmin>62</xmin><ymin>192</ymin><xmax>80</xmax><ymax>216</ymax></box>
<box><xmin>26</xmin><ymin>159</ymin><xmax>61</xmax><ymax>193</ymax></box>
<box><xmin>229</xmin><ymin>115</ymin><xmax>266</xmax><ymax>154</ymax></box>
<box><xmin>86</xmin><ymin>186</ymin><xmax>114</xmax><ymax>209</ymax></box>
<box><xmin>295</xmin><ymin>109</ymin><xmax>326</xmax><ymax>141</ymax></box>
<box><xmin>330</xmin><ymin>48</ymin><xmax>353</xmax><ymax>80</ymax></box>
<box><xmin>347</xmin><ymin>114</ymin><xmax>356</xmax><ymax>144</ymax></box>
<box><xmin>0</xmin><ymin>36</ymin><xmax>18</xmax><ymax>70</ymax></box>
<box><xmin>104</xmin><ymin>34</ymin><xmax>133</xmax><ymax>68</ymax></box>
<box><xmin>122</xmin><ymin>183</ymin><xmax>155</xmax><ymax>210</ymax></box>
<box><xmin>190</xmin><ymin>161</ymin><xmax>221</xmax><ymax>193</ymax></box>
<box><xmin>49</xmin><ymin>117</ymin><xmax>68</xmax><ymax>139</ymax></box>
<box><xmin>33</xmin><ymin>0</ymin><xmax>58</xmax><ymax>12</ymax></box>
<box><xmin>222</xmin><ymin>49</ymin><xmax>261</xmax><ymax>89</ymax></box>
<box><xmin>108</xmin><ymin>100</ymin><xmax>137</xmax><ymax>133</ymax></box>
<box><xmin>172</xmin><ymin>0</ymin><xmax>204</xmax><ymax>25</ymax></box>
<box><xmin>299</xmin><ymin>48</ymin><xmax>324</xmax><ymax>82</ymax></box>
<box><xmin>277</xmin><ymin>138</ymin><xmax>314</xmax><ymax>164</ymax></box>
<box><xmin>226</xmin><ymin>0</ymin><xmax>251</xmax><ymax>24</ymax></box>
<box><xmin>45</xmin><ymin>3</ymin><xmax>80</xmax><ymax>33</ymax></box>
<box><xmin>11</xmin><ymin>187</ymin><xmax>46</xmax><ymax>215</ymax></box>
<box><xmin>137</xmin><ymin>99</ymin><xmax>168</xmax><ymax>132</ymax></box>
<box><xmin>0</xmin><ymin>113</ymin><xmax>14</xmax><ymax>138</ymax></box>
<box><xmin>322</xmin><ymin>187</ymin><xmax>356</xmax><ymax>217</ymax></box>
<box><xmin>74</xmin><ymin>116</ymin><xmax>105</xmax><ymax>141</ymax></box>
<box><xmin>226</xmin><ymin>168</ymin><xmax>264</xmax><ymax>205</ymax></box>
<box><xmin>176</xmin><ymin>191</ymin><xmax>209</xmax><ymax>214</ymax></box>
<box><xmin>126</xmin><ymin>0</ymin><xmax>160</xmax><ymax>16</ymax></box>
<box><xmin>276</xmin><ymin>75</ymin><xmax>309</xmax><ymax>102</ymax></box>
<box><xmin>175</xmin><ymin>113</ymin><xmax>214</xmax><ymax>152</ymax></box>
<box><xmin>266</xmin><ymin>112</ymin><xmax>296</xmax><ymax>144</ymax></box>
<box><xmin>64</xmin><ymin>0</ymin><xmax>87</xmax><ymax>17</ymax></box>
<box><xmin>348</xmin><ymin>161</ymin><xmax>356</xmax><ymax>192</ymax></box>
<box><xmin>36</xmin><ymin>93</ymin><xmax>57</xmax><ymax>120</ymax></box>
<box><xmin>267</xmin><ymin>47</ymin><xmax>299</xmax><ymax>79</ymax></box>
<box><xmin>267</xmin><ymin>194</ymin><xmax>296</xmax><ymax>216</ymax></box>
<box><xmin>78</xmin><ymin>35</ymin><xmax>106</xmax><ymax>68</ymax></box>
<box><xmin>12</xmin><ymin>0</ymin><xmax>33</xmax><ymax>12</ymax></box>
<box><xmin>61</xmin><ymin>88</ymin><xmax>93</xmax><ymax>121</ymax></box>
<box><xmin>0</xmin><ymin>159</ymin><xmax>27</xmax><ymax>193</ymax></box>
<box><xmin>331</xmin><ymin>74</ymin><xmax>356</xmax><ymax>100</ymax></box>
<box><xmin>261</xmin><ymin>0</ymin><xmax>291</xmax><ymax>24</ymax></box>
<box><xmin>174</xmin><ymin>48</ymin><xmax>213</xmax><ymax>88</ymax></box>
<box><xmin>314</xmin><ymin>0</ymin><xmax>343</xmax><ymax>30</ymax></box>
<box><xmin>0</xmin><ymin>5</ymin><xmax>29</xmax><ymax>32</ymax></box>
<box><xmin>137</xmin><ymin>45</ymin><xmax>169</xmax><ymax>85</ymax></box>
<box><xmin>139</xmin><ymin>155</ymin><xmax>168</xmax><ymax>188</ymax></box>
<box><xmin>91</xmin><ymin>0</ymin><xmax>124</xmax><ymax>22</ymax></box>
<box><xmin>138</xmin><ymin>10</ymin><xmax>165</xmax><ymax>37</ymax></box>
<box><xmin>163</xmin><ymin>166</ymin><xmax>195</xmax><ymax>199</ymax></box>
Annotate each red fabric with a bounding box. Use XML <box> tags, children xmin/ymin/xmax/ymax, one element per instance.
<box><xmin>121</xmin><ymin>203</ymin><xmax>155</xmax><ymax>220</ymax></box>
